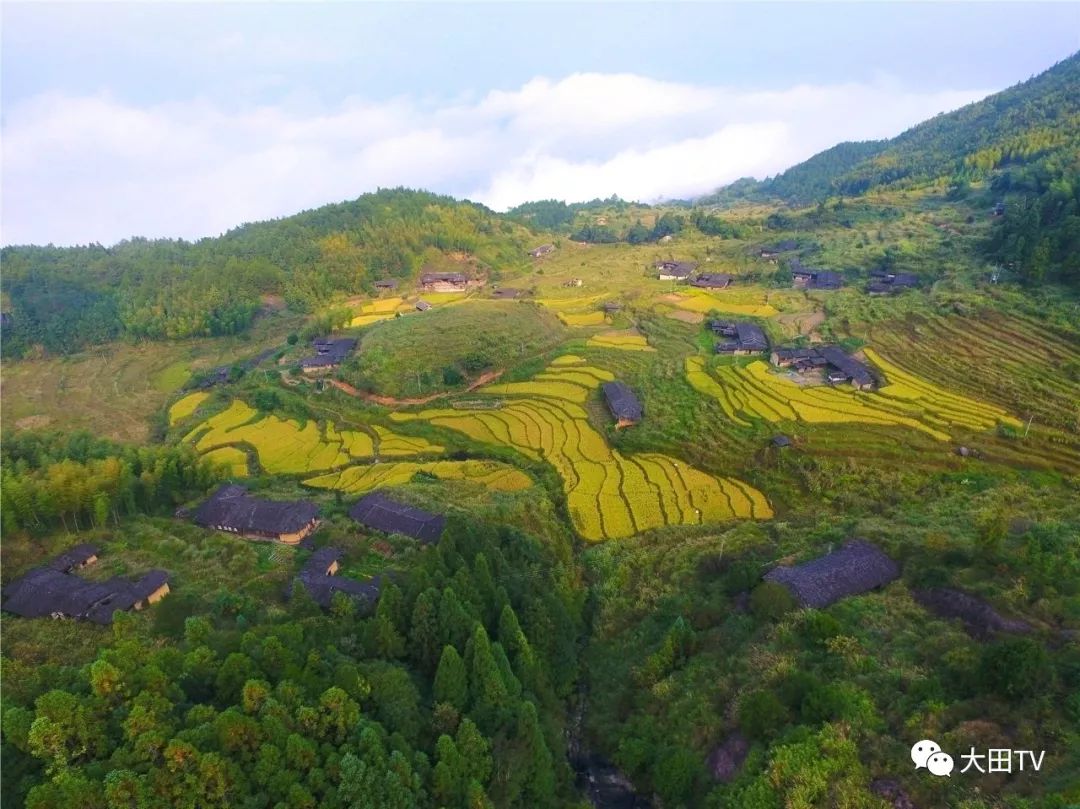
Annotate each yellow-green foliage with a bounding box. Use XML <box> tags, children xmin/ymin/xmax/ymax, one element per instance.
<box><xmin>203</xmin><ymin>447</ymin><xmax>248</xmax><ymax>477</ymax></box>
<box><xmin>168</xmin><ymin>392</ymin><xmax>210</xmax><ymax>425</ymax></box>
<box><xmin>557</xmin><ymin>311</ymin><xmax>607</xmax><ymax>327</ymax></box>
<box><xmin>587</xmin><ymin>331</ymin><xmax>656</xmax><ymax>351</ymax></box>
<box><xmin>392</xmin><ymin>359</ymin><xmax>771</xmax><ymax>540</ymax></box>
<box><xmin>188</xmin><ymin>400</ymin><xmax>444</xmax><ymax>474</ymax></box>
<box><xmin>686</xmin><ymin>356</ymin><xmax>1019</xmax><ymax>440</ymax></box>
<box><xmin>304</xmin><ymin>459</ymin><xmax>532</xmax><ymax>494</ymax></box>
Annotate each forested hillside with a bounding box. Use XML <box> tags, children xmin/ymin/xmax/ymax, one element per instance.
<box><xmin>0</xmin><ymin>189</ymin><xmax>529</xmax><ymax>356</ymax></box>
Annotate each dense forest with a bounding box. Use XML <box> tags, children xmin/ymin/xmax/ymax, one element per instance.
<box><xmin>0</xmin><ymin>189</ymin><xmax>528</xmax><ymax>357</ymax></box>
<box><xmin>2</xmin><ymin>504</ymin><xmax>582</xmax><ymax>808</ymax></box>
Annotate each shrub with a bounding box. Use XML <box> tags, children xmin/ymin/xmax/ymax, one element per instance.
<box><xmin>738</xmin><ymin>690</ymin><xmax>788</xmax><ymax>739</ymax></box>
<box><xmin>750</xmin><ymin>582</ymin><xmax>797</xmax><ymax>621</ymax></box>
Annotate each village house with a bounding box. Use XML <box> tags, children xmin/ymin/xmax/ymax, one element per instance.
<box><xmin>602</xmin><ymin>381</ymin><xmax>643</xmax><ymax>428</ymax></box>
<box><xmin>866</xmin><ymin>270</ymin><xmax>919</xmax><ymax>295</ymax></box>
<box><xmin>690</xmin><ymin>273</ymin><xmax>733</xmax><ymax>290</ymax></box>
<box><xmin>710</xmin><ymin>321</ymin><xmax>769</xmax><ymax>354</ymax></box>
<box><xmin>771</xmin><ymin>435</ymin><xmax>793</xmax><ymax>449</ymax></box>
<box><xmin>349</xmin><ymin>491</ymin><xmax>446</xmax><ymax>544</ymax></box>
<box><xmin>655</xmin><ymin>260</ymin><xmax>698</xmax><ymax>281</ymax></box>
<box><xmin>764</xmin><ymin>539</ymin><xmax>900</xmax><ymax>608</ymax></box>
<box><xmin>492</xmin><ymin>287</ymin><xmax>522</xmax><ymax>299</ymax></box>
<box><xmin>415</xmin><ymin>299</ymin><xmax>432</xmax><ymax>312</ymax></box>
<box><xmin>2</xmin><ymin>545</ymin><xmax>171</xmax><ymax>625</ymax></box>
<box><xmin>193</xmin><ymin>484</ymin><xmax>321</xmax><ymax>544</ymax></box>
<box><xmin>771</xmin><ymin>345</ymin><xmax>876</xmax><ymax>390</ymax></box>
<box><xmin>529</xmin><ymin>244</ymin><xmax>555</xmax><ymax>258</ymax></box>
<box><xmin>759</xmin><ymin>240</ymin><xmax>798</xmax><ymax>259</ymax></box>
<box><xmin>300</xmin><ymin>337</ymin><xmax>357</xmax><ymax>374</ymax></box>
<box><xmin>602</xmin><ymin>301</ymin><xmax>623</xmax><ymax>314</ymax></box>
<box><xmin>291</xmin><ymin>547</ymin><xmax>381</xmax><ymax>610</ymax></box>
<box><xmin>374</xmin><ymin>278</ymin><xmax>400</xmax><ymax>291</ymax></box>
<box><xmin>419</xmin><ymin>271</ymin><xmax>482</xmax><ymax>293</ymax></box>
<box><xmin>791</xmin><ymin>265</ymin><xmax>843</xmax><ymax>290</ymax></box>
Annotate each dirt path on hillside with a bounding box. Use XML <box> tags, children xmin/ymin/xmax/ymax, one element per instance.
<box><xmin>328</xmin><ymin>368</ymin><xmax>505</xmax><ymax>406</ymax></box>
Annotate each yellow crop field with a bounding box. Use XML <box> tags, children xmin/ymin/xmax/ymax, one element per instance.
<box><xmin>187</xmin><ymin>400</ymin><xmax>451</xmax><ymax>474</ymax></box>
<box><xmin>203</xmin><ymin>447</ymin><xmax>248</xmax><ymax>477</ymax></box>
<box><xmin>587</xmin><ymin>331</ymin><xmax>655</xmax><ymax>351</ymax></box>
<box><xmin>536</xmin><ymin>294</ymin><xmax>606</xmax><ymax>312</ymax></box>
<box><xmin>373</xmin><ymin>425</ymin><xmax>443</xmax><ymax>456</ymax></box>
<box><xmin>168</xmin><ymin>391</ymin><xmax>210</xmax><ymax>425</ymax></box>
<box><xmin>361</xmin><ymin>297</ymin><xmax>406</xmax><ymax>314</ymax></box>
<box><xmin>557</xmin><ymin>311</ymin><xmax>607</xmax><ymax>327</ymax></box>
<box><xmin>686</xmin><ymin>356</ymin><xmax>1019</xmax><ymax>440</ymax></box>
<box><xmin>304</xmin><ymin>459</ymin><xmax>532</xmax><ymax>494</ymax></box>
<box><xmin>551</xmin><ymin>354</ymin><xmax>586</xmax><ymax>366</ymax></box>
<box><xmin>350</xmin><ymin>313</ymin><xmax>397</xmax><ymax>328</ymax></box>
<box><xmin>421</xmin><ymin>291</ymin><xmax>470</xmax><ymax>305</ymax></box>
<box><xmin>671</xmin><ymin>291</ymin><xmax>778</xmax><ymax>317</ymax></box>
<box><xmin>392</xmin><ymin>358</ymin><xmax>771</xmax><ymax>540</ymax></box>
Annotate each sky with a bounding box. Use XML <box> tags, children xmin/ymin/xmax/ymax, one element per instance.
<box><xmin>2</xmin><ymin>2</ymin><xmax>1078</xmax><ymax>247</ymax></box>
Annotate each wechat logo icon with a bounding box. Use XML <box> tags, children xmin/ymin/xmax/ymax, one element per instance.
<box><xmin>911</xmin><ymin>740</ymin><xmax>954</xmax><ymax>777</ymax></box>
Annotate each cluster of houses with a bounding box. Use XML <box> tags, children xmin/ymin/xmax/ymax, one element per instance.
<box><xmin>866</xmin><ymin>269</ymin><xmax>919</xmax><ymax>295</ymax></box>
<box><xmin>770</xmin><ymin>345</ymin><xmax>876</xmax><ymax>390</ymax></box>
<box><xmin>791</xmin><ymin>261</ymin><xmax>843</xmax><ymax>290</ymax></box>
<box><xmin>710</xmin><ymin>320</ymin><xmax>768</xmax><ymax>355</ymax></box>
<box><xmin>655</xmin><ymin>260</ymin><xmax>733</xmax><ymax>289</ymax></box>
<box><xmin>300</xmin><ymin>337</ymin><xmax>357</xmax><ymax>374</ymax></box>
<box><xmin>419</xmin><ymin>271</ymin><xmax>482</xmax><ymax>293</ymax></box>
<box><xmin>2</xmin><ymin>544</ymin><xmax>170</xmax><ymax>625</ymax></box>
<box><xmin>191</xmin><ymin>484</ymin><xmax>448</xmax><ymax>612</ymax></box>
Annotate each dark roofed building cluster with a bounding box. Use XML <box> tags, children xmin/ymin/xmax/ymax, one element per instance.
<box><xmin>771</xmin><ymin>345</ymin><xmax>876</xmax><ymax>390</ymax></box>
<box><xmin>791</xmin><ymin>260</ymin><xmax>842</xmax><ymax>290</ymax></box>
<box><xmin>866</xmin><ymin>270</ymin><xmax>919</xmax><ymax>295</ymax></box>
<box><xmin>2</xmin><ymin>545</ymin><xmax>170</xmax><ymax>625</ymax></box>
<box><xmin>300</xmin><ymin>337</ymin><xmax>357</xmax><ymax>373</ymax></box>
<box><xmin>759</xmin><ymin>240</ymin><xmax>798</xmax><ymax>259</ymax></box>
<box><xmin>193</xmin><ymin>484</ymin><xmax>320</xmax><ymax>544</ymax></box>
<box><xmin>602</xmin><ymin>381</ymin><xmax>643</xmax><ymax>427</ymax></box>
<box><xmin>710</xmin><ymin>321</ymin><xmax>768</xmax><ymax>354</ymax></box>
<box><xmin>764</xmin><ymin>540</ymin><xmax>899</xmax><ymax>608</ymax></box>
<box><xmin>655</xmin><ymin>260</ymin><xmax>698</xmax><ymax>280</ymax></box>
<box><xmin>292</xmin><ymin>547</ymin><xmax>381</xmax><ymax>610</ymax></box>
<box><xmin>349</xmin><ymin>492</ymin><xmax>446</xmax><ymax>544</ymax></box>
<box><xmin>419</xmin><ymin>271</ymin><xmax>473</xmax><ymax>292</ymax></box>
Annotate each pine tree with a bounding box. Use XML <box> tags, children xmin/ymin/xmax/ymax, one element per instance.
<box><xmin>433</xmin><ymin>645</ymin><xmax>468</xmax><ymax>712</ymax></box>
<box><xmin>408</xmin><ymin>588</ymin><xmax>442</xmax><ymax>674</ymax></box>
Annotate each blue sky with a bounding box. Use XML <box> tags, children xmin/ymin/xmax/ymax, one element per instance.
<box><xmin>2</xmin><ymin>2</ymin><xmax>1078</xmax><ymax>245</ymax></box>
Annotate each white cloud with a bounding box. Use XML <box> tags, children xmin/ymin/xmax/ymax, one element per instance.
<box><xmin>1</xmin><ymin>74</ymin><xmax>990</xmax><ymax>246</ymax></box>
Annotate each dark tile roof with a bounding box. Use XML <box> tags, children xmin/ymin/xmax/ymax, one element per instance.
<box><xmin>655</xmin><ymin>260</ymin><xmax>697</xmax><ymax>277</ymax></box>
<box><xmin>771</xmin><ymin>435</ymin><xmax>793</xmax><ymax>448</ymax></box>
<box><xmin>291</xmin><ymin>546</ymin><xmax>380</xmax><ymax>608</ymax></box>
<box><xmin>420</xmin><ymin>271</ymin><xmax>469</xmax><ymax>284</ymax></box>
<box><xmin>415</xmin><ymin>300</ymin><xmax>432</xmax><ymax>311</ymax></box>
<box><xmin>764</xmin><ymin>540</ymin><xmax>899</xmax><ymax>608</ymax></box>
<box><xmin>349</xmin><ymin>492</ymin><xmax>446</xmax><ymax>544</ymax></box>
<box><xmin>2</xmin><ymin>561</ymin><xmax>170</xmax><ymax>625</ymax></box>
<box><xmin>49</xmin><ymin>543</ymin><xmax>99</xmax><ymax>572</ymax></box>
<box><xmin>760</xmin><ymin>240</ymin><xmax>798</xmax><ymax>254</ymax></box>
<box><xmin>492</xmin><ymin>288</ymin><xmax>522</xmax><ymax>299</ymax></box>
<box><xmin>374</xmin><ymin>278</ymin><xmax>400</xmax><ymax>288</ymax></box>
<box><xmin>714</xmin><ymin>322</ymin><xmax>768</xmax><ymax>353</ymax></box>
<box><xmin>529</xmin><ymin>244</ymin><xmax>554</xmax><ymax>257</ymax></box>
<box><xmin>193</xmin><ymin>484</ymin><xmax>320</xmax><ymax>536</ymax></box>
<box><xmin>602</xmin><ymin>381</ymin><xmax>643</xmax><ymax>423</ymax></box>
<box><xmin>301</xmin><ymin>337</ymin><xmax>357</xmax><ymax>368</ymax></box>
<box><xmin>690</xmin><ymin>273</ymin><xmax>733</xmax><ymax>288</ymax></box>
<box><xmin>817</xmin><ymin>346</ymin><xmax>875</xmax><ymax>388</ymax></box>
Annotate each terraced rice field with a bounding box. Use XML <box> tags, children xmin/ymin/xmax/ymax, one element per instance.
<box><xmin>350</xmin><ymin>296</ymin><xmax>412</xmax><ymax>327</ymax></box>
<box><xmin>865</xmin><ymin>312</ymin><xmax>1080</xmax><ymax>432</ymax></box>
<box><xmin>668</xmin><ymin>289</ymin><xmax>779</xmax><ymax>317</ymax></box>
<box><xmin>557</xmin><ymin>311</ymin><xmax>607</xmax><ymax>327</ymax></box>
<box><xmin>186</xmin><ymin>400</ymin><xmax>443</xmax><ymax>474</ymax></box>
<box><xmin>305</xmin><ymin>459</ymin><xmax>532</xmax><ymax>494</ymax></box>
<box><xmin>202</xmin><ymin>446</ymin><xmax>249</xmax><ymax>477</ymax></box>
<box><xmin>587</xmin><ymin>331</ymin><xmax>655</xmax><ymax>351</ymax></box>
<box><xmin>168</xmin><ymin>391</ymin><xmax>210</xmax><ymax>425</ymax></box>
<box><xmin>685</xmin><ymin>357</ymin><xmax>1021</xmax><ymax>440</ymax></box>
<box><xmin>392</xmin><ymin>357</ymin><xmax>771</xmax><ymax>540</ymax></box>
